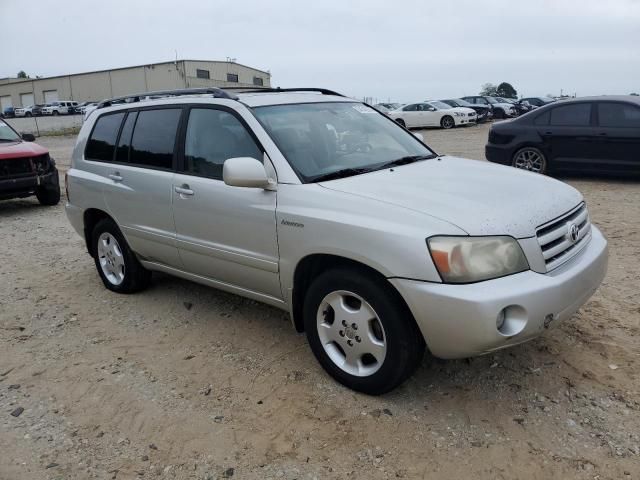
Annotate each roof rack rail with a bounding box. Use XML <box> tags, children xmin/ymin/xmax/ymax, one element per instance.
<box><xmin>224</xmin><ymin>87</ymin><xmax>345</xmax><ymax>97</ymax></box>
<box><xmin>96</xmin><ymin>87</ymin><xmax>238</xmax><ymax>109</ymax></box>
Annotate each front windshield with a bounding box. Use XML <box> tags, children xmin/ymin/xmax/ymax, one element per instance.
<box><xmin>0</xmin><ymin>120</ymin><xmax>21</xmax><ymax>142</ymax></box>
<box><xmin>452</xmin><ymin>99</ymin><xmax>472</xmax><ymax>107</ymax></box>
<box><xmin>253</xmin><ymin>102</ymin><xmax>436</xmax><ymax>183</ymax></box>
<box><xmin>429</xmin><ymin>101</ymin><xmax>452</xmax><ymax>110</ymax></box>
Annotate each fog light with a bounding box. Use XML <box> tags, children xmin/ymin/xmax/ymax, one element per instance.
<box><xmin>496</xmin><ymin>310</ymin><xmax>506</xmax><ymax>330</ymax></box>
<box><xmin>496</xmin><ymin>305</ymin><xmax>527</xmax><ymax>337</ymax></box>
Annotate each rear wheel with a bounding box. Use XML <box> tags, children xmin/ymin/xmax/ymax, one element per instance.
<box><xmin>440</xmin><ymin>115</ymin><xmax>455</xmax><ymax>129</ymax></box>
<box><xmin>512</xmin><ymin>147</ymin><xmax>547</xmax><ymax>174</ymax></box>
<box><xmin>303</xmin><ymin>267</ymin><xmax>425</xmax><ymax>395</ymax></box>
<box><xmin>91</xmin><ymin>218</ymin><xmax>151</xmax><ymax>293</ymax></box>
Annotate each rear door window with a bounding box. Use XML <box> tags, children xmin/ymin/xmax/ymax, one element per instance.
<box><xmin>549</xmin><ymin>103</ymin><xmax>592</xmax><ymax>126</ymax></box>
<box><xmin>115</xmin><ymin>112</ymin><xmax>138</xmax><ymax>163</ymax></box>
<box><xmin>129</xmin><ymin>109</ymin><xmax>182</xmax><ymax>169</ymax></box>
<box><xmin>85</xmin><ymin>112</ymin><xmax>126</xmax><ymax>162</ymax></box>
<box><xmin>598</xmin><ymin>102</ymin><xmax>640</xmax><ymax>127</ymax></box>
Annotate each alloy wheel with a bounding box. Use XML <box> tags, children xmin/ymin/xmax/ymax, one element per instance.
<box><xmin>316</xmin><ymin>290</ymin><xmax>387</xmax><ymax>377</ymax></box>
<box><xmin>97</xmin><ymin>232</ymin><xmax>125</xmax><ymax>285</ymax></box>
<box><xmin>513</xmin><ymin>148</ymin><xmax>545</xmax><ymax>173</ymax></box>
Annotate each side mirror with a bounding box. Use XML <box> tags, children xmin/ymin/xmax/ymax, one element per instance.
<box><xmin>413</xmin><ymin>132</ymin><xmax>424</xmax><ymax>141</ymax></box>
<box><xmin>427</xmin><ymin>106</ymin><xmax>436</xmax><ymax>112</ymax></box>
<box><xmin>21</xmin><ymin>133</ymin><xmax>36</xmax><ymax>142</ymax></box>
<box><xmin>223</xmin><ymin>157</ymin><xmax>272</xmax><ymax>189</ymax></box>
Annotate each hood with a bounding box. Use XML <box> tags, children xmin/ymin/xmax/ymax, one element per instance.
<box><xmin>0</xmin><ymin>141</ymin><xmax>49</xmax><ymax>160</ymax></box>
<box><xmin>319</xmin><ymin>156</ymin><xmax>583</xmax><ymax>238</ymax></box>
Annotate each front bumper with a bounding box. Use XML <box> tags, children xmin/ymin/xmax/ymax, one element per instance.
<box><xmin>0</xmin><ymin>169</ymin><xmax>58</xmax><ymax>200</ymax></box>
<box><xmin>391</xmin><ymin>226</ymin><xmax>608</xmax><ymax>359</ymax></box>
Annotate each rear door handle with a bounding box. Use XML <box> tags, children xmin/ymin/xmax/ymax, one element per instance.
<box><xmin>174</xmin><ymin>185</ymin><xmax>194</xmax><ymax>196</ymax></box>
<box><xmin>108</xmin><ymin>172</ymin><xmax>123</xmax><ymax>182</ymax></box>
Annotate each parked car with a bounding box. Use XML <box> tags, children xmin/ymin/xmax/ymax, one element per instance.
<box><xmin>41</xmin><ymin>101</ymin><xmax>78</xmax><ymax>115</ymax></box>
<box><xmin>82</xmin><ymin>103</ymin><xmax>99</xmax><ymax>120</ymax></box>
<box><xmin>486</xmin><ymin>95</ymin><xmax>640</xmax><ymax>175</ymax></box>
<box><xmin>65</xmin><ymin>87</ymin><xmax>608</xmax><ymax>394</ymax></box>
<box><xmin>461</xmin><ymin>96</ymin><xmax>518</xmax><ymax>118</ymax></box>
<box><xmin>426</xmin><ymin>100</ymin><xmax>477</xmax><ymax>125</ymax></box>
<box><xmin>495</xmin><ymin>97</ymin><xmax>532</xmax><ymax>116</ymax></box>
<box><xmin>15</xmin><ymin>104</ymin><xmax>46</xmax><ymax>117</ymax></box>
<box><xmin>440</xmin><ymin>98</ymin><xmax>493</xmax><ymax>122</ymax></box>
<box><xmin>2</xmin><ymin>107</ymin><xmax>16</xmax><ymax>118</ymax></box>
<box><xmin>374</xmin><ymin>102</ymin><xmax>402</xmax><ymax>113</ymax></box>
<box><xmin>388</xmin><ymin>102</ymin><xmax>467</xmax><ymax>129</ymax></box>
<box><xmin>520</xmin><ymin>96</ymin><xmax>556</xmax><ymax>108</ymax></box>
<box><xmin>0</xmin><ymin>118</ymin><xmax>60</xmax><ymax>204</ymax></box>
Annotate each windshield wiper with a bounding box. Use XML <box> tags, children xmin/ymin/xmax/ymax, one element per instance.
<box><xmin>371</xmin><ymin>154</ymin><xmax>437</xmax><ymax>171</ymax></box>
<box><xmin>310</xmin><ymin>167</ymin><xmax>374</xmax><ymax>183</ymax></box>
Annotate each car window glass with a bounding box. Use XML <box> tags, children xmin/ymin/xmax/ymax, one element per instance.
<box><xmin>534</xmin><ymin>111</ymin><xmax>550</xmax><ymax>125</ymax></box>
<box><xmin>85</xmin><ymin>112</ymin><xmax>126</xmax><ymax>162</ymax></box>
<box><xmin>184</xmin><ymin>108</ymin><xmax>262</xmax><ymax>180</ymax></box>
<box><xmin>115</xmin><ymin>112</ymin><xmax>138</xmax><ymax>162</ymax></box>
<box><xmin>403</xmin><ymin>104</ymin><xmax>417</xmax><ymax>111</ymax></box>
<box><xmin>598</xmin><ymin>102</ymin><xmax>640</xmax><ymax>127</ymax></box>
<box><xmin>549</xmin><ymin>103</ymin><xmax>591</xmax><ymax>126</ymax></box>
<box><xmin>130</xmin><ymin>109</ymin><xmax>182</xmax><ymax>169</ymax></box>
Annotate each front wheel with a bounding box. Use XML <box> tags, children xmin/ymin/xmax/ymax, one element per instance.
<box><xmin>35</xmin><ymin>183</ymin><xmax>60</xmax><ymax>205</ymax></box>
<box><xmin>395</xmin><ymin>118</ymin><xmax>406</xmax><ymax>127</ymax></box>
<box><xmin>91</xmin><ymin>218</ymin><xmax>151</xmax><ymax>293</ymax></box>
<box><xmin>303</xmin><ymin>268</ymin><xmax>425</xmax><ymax>395</ymax></box>
<box><xmin>440</xmin><ymin>115</ymin><xmax>454</xmax><ymax>129</ymax></box>
<box><xmin>512</xmin><ymin>146</ymin><xmax>547</xmax><ymax>174</ymax></box>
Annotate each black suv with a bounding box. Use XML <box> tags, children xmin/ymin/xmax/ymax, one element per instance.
<box><xmin>485</xmin><ymin>96</ymin><xmax>640</xmax><ymax>175</ymax></box>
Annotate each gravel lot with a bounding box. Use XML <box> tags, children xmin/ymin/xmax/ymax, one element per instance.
<box><xmin>1</xmin><ymin>124</ymin><xmax>639</xmax><ymax>480</ymax></box>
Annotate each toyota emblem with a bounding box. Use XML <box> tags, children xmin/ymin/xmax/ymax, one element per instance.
<box><xmin>568</xmin><ymin>223</ymin><xmax>580</xmax><ymax>243</ymax></box>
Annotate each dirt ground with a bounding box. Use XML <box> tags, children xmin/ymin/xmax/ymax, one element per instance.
<box><xmin>1</xmin><ymin>124</ymin><xmax>639</xmax><ymax>480</ymax></box>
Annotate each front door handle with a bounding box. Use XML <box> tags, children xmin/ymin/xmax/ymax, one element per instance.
<box><xmin>174</xmin><ymin>184</ymin><xmax>194</xmax><ymax>196</ymax></box>
<box><xmin>108</xmin><ymin>172</ymin><xmax>123</xmax><ymax>182</ymax></box>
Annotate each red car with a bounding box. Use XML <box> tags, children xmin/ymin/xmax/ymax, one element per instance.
<box><xmin>0</xmin><ymin>118</ymin><xmax>60</xmax><ymax>205</ymax></box>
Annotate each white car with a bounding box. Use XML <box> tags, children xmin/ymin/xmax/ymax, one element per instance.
<box><xmin>42</xmin><ymin>101</ymin><xmax>78</xmax><ymax>115</ymax></box>
<box><xmin>426</xmin><ymin>100</ymin><xmax>477</xmax><ymax>126</ymax></box>
<box><xmin>388</xmin><ymin>102</ymin><xmax>468</xmax><ymax>129</ymax></box>
<box><xmin>65</xmin><ymin>87</ymin><xmax>608</xmax><ymax>394</ymax></box>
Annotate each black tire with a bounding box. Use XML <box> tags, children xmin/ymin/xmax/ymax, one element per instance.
<box><xmin>53</xmin><ymin>110</ymin><xmax>59</xmax><ymax>116</ymax></box>
<box><xmin>26</xmin><ymin>112</ymin><xmax>32</xmax><ymax>117</ymax></box>
<box><xmin>440</xmin><ymin>115</ymin><xmax>455</xmax><ymax>129</ymax></box>
<box><xmin>91</xmin><ymin>218</ymin><xmax>151</xmax><ymax>294</ymax></box>
<box><xmin>395</xmin><ymin>118</ymin><xmax>406</xmax><ymax>127</ymax></box>
<box><xmin>512</xmin><ymin>146</ymin><xmax>548</xmax><ymax>174</ymax></box>
<box><xmin>35</xmin><ymin>183</ymin><xmax>60</xmax><ymax>206</ymax></box>
<box><xmin>303</xmin><ymin>267</ymin><xmax>425</xmax><ymax>395</ymax></box>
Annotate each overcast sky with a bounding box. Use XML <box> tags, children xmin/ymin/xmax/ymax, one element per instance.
<box><xmin>2</xmin><ymin>0</ymin><xmax>639</xmax><ymax>102</ymax></box>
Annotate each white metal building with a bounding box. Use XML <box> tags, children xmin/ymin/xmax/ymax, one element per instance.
<box><xmin>0</xmin><ymin>59</ymin><xmax>271</xmax><ymax>111</ymax></box>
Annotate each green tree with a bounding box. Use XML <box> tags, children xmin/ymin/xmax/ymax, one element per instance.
<box><xmin>479</xmin><ymin>83</ymin><xmax>498</xmax><ymax>96</ymax></box>
<box><xmin>16</xmin><ymin>70</ymin><xmax>29</xmax><ymax>78</ymax></box>
<box><xmin>496</xmin><ymin>82</ymin><xmax>517</xmax><ymax>99</ymax></box>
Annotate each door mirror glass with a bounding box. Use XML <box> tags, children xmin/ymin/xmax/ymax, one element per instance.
<box><xmin>21</xmin><ymin>133</ymin><xmax>36</xmax><ymax>142</ymax></box>
<box><xmin>427</xmin><ymin>106</ymin><xmax>436</xmax><ymax>111</ymax></box>
<box><xmin>223</xmin><ymin>157</ymin><xmax>271</xmax><ymax>188</ymax></box>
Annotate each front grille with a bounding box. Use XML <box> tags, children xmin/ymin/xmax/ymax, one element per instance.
<box><xmin>537</xmin><ymin>203</ymin><xmax>591</xmax><ymax>271</ymax></box>
<box><xmin>0</xmin><ymin>158</ymin><xmax>34</xmax><ymax>179</ymax></box>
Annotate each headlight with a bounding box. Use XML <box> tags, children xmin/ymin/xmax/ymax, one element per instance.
<box><xmin>454</xmin><ymin>112</ymin><xmax>463</xmax><ymax>116</ymax></box>
<box><xmin>427</xmin><ymin>236</ymin><xmax>529</xmax><ymax>283</ymax></box>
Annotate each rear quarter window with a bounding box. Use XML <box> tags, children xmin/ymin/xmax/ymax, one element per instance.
<box><xmin>85</xmin><ymin>112</ymin><xmax>126</xmax><ymax>162</ymax></box>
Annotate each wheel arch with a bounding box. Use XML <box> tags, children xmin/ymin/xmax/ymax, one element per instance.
<box><xmin>83</xmin><ymin>208</ymin><xmax>114</xmax><ymax>257</ymax></box>
<box><xmin>290</xmin><ymin>253</ymin><xmax>414</xmax><ymax>333</ymax></box>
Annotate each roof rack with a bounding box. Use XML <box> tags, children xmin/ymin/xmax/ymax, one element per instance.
<box><xmin>224</xmin><ymin>87</ymin><xmax>345</xmax><ymax>97</ymax></box>
<box><xmin>96</xmin><ymin>87</ymin><xmax>238</xmax><ymax>109</ymax></box>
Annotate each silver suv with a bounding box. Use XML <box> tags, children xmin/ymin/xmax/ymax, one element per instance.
<box><xmin>66</xmin><ymin>87</ymin><xmax>608</xmax><ymax>394</ymax></box>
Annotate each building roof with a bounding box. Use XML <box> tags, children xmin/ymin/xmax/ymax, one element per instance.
<box><xmin>0</xmin><ymin>59</ymin><xmax>271</xmax><ymax>86</ymax></box>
